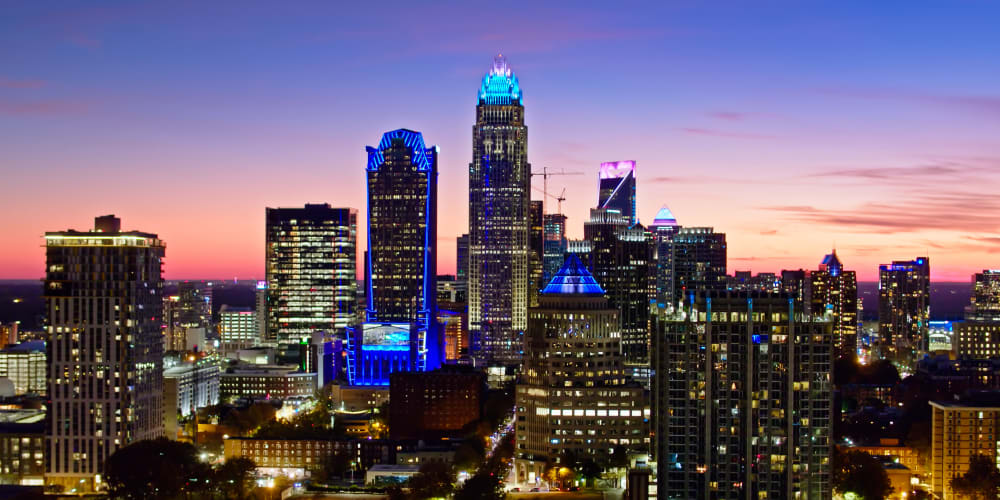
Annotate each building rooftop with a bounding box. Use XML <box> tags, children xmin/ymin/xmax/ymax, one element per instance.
<box><xmin>478</xmin><ymin>54</ymin><xmax>522</xmax><ymax>105</ymax></box>
<box><xmin>652</xmin><ymin>205</ymin><xmax>678</xmax><ymax>227</ymax></box>
<box><xmin>540</xmin><ymin>254</ymin><xmax>605</xmax><ymax>296</ymax></box>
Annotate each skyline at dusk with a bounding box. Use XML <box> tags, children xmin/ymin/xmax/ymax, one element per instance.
<box><xmin>3</xmin><ymin>2</ymin><xmax>1000</xmax><ymax>281</ymax></box>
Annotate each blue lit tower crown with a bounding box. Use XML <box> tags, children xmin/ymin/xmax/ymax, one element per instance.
<box><xmin>347</xmin><ymin>129</ymin><xmax>441</xmax><ymax>385</ymax></box>
<box><xmin>468</xmin><ymin>54</ymin><xmax>531</xmax><ymax>365</ymax></box>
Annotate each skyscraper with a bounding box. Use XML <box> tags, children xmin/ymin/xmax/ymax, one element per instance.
<box><xmin>514</xmin><ymin>255</ymin><xmax>647</xmax><ymax>485</ymax></box>
<box><xmin>542</xmin><ymin>213</ymin><xmax>567</xmax><ymax>284</ymax></box>
<box><xmin>671</xmin><ymin>227</ymin><xmax>727</xmax><ymax>305</ymax></box>
<box><xmin>456</xmin><ymin>234</ymin><xmax>469</xmax><ymax>283</ymax></box>
<box><xmin>806</xmin><ymin>250</ymin><xmax>858</xmax><ymax>359</ymax></box>
<box><xmin>967</xmin><ymin>270</ymin><xmax>1000</xmax><ymax>321</ymax></box>
<box><xmin>584</xmin><ymin>208</ymin><xmax>655</xmax><ymax>369</ymax></box>
<box><xmin>598</xmin><ymin>161</ymin><xmax>637</xmax><ymax>225</ymax></box>
<box><xmin>265</xmin><ymin>204</ymin><xmax>358</xmax><ymax>345</ymax></box>
<box><xmin>44</xmin><ymin>215</ymin><xmax>165</xmax><ymax>491</ymax></box>
<box><xmin>878</xmin><ymin>257</ymin><xmax>930</xmax><ymax>364</ymax></box>
<box><xmin>528</xmin><ymin>200</ymin><xmax>544</xmax><ymax>308</ymax></box>
<box><xmin>652</xmin><ymin>292</ymin><xmax>833</xmax><ymax>499</ymax></box>
<box><xmin>346</xmin><ymin>129</ymin><xmax>441</xmax><ymax>385</ymax></box>
<box><xmin>649</xmin><ymin>205</ymin><xmax>680</xmax><ymax>305</ymax></box>
<box><xmin>468</xmin><ymin>54</ymin><xmax>530</xmax><ymax>365</ymax></box>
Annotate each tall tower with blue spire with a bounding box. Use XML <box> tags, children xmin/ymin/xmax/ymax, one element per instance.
<box><xmin>468</xmin><ymin>54</ymin><xmax>530</xmax><ymax>365</ymax></box>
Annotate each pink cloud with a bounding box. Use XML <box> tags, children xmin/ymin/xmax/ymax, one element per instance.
<box><xmin>0</xmin><ymin>99</ymin><xmax>90</xmax><ymax>116</ymax></box>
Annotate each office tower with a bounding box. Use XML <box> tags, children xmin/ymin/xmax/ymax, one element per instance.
<box><xmin>468</xmin><ymin>54</ymin><xmax>531</xmax><ymax>365</ymax></box>
<box><xmin>514</xmin><ymin>256</ymin><xmax>648</xmax><ymax>485</ymax></box>
<box><xmin>176</xmin><ymin>282</ymin><xmax>211</xmax><ymax>329</ymax></box>
<box><xmin>967</xmin><ymin>270</ymin><xmax>1000</xmax><ymax>321</ymax></box>
<box><xmin>649</xmin><ymin>205</ymin><xmax>680</xmax><ymax>306</ymax></box>
<box><xmin>529</xmin><ymin>200</ymin><xmax>544</xmax><ymax>308</ymax></box>
<box><xmin>953</xmin><ymin>322</ymin><xmax>1000</xmax><ymax>358</ymax></box>
<box><xmin>542</xmin><ymin>213</ymin><xmax>567</xmax><ymax>283</ymax></box>
<box><xmin>255</xmin><ymin>280</ymin><xmax>268</xmax><ymax>344</ymax></box>
<box><xmin>598</xmin><ymin>161</ymin><xmax>637</xmax><ymax>225</ymax></box>
<box><xmin>44</xmin><ymin>215</ymin><xmax>165</xmax><ymax>491</ymax></box>
<box><xmin>652</xmin><ymin>292</ymin><xmax>833</xmax><ymax>499</ymax></box>
<box><xmin>346</xmin><ymin>129</ymin><xmax>441</xmax><ymax>386</ymax></box>
<box><xmin>671</xmin><ymin>227</ymin><xmax>727</xmax><ymax>305</ymax></box>
<box><xmin>806</xmin><ymin>250</ymin><xmax>859</xmax><ymax>359</ymax></box>
<box><xmin>219</xmin><ymin>305</ymin><xmax>257</xmax><ymax>354</ymax></box>
<box><xmin>781</xmin><ymin>269</ymin><xmax>808</xmax><ymax>305</ymax></box>
<box><xmin>265</xmin><ymin>204</ymin><xmax>358</xmax><ymax>344</ymax></box>
<box><xmin>0</xmin><ymin>341</ymin><xmax>45</xmax><ymax>395</ymax></box>
<box><xmin>584</xmin><ymin>208</ymin><xmax>655</xmax><ymax>368</ymax></box>
<box><xmin>878</xmin><ymin>257</ymin><xmax>930</xmax><ymax>364</ymax></box>
<box><xmin>930</xmin><ymin>399</ymin><xmax>1000</xmax><ymax>499</ymax></box>
<box><xmin>456</xmin><ymin>234</ymin><xmax>469</xmax><ymax>283</ymax></box>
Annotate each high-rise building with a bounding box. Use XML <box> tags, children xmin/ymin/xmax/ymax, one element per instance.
<box><xmin>265</xmin><ymin>204</ymin><xmax>358</xmax><ymax>345</ymax></box>
<box><xmin>346</xmin><ymin>129</ymin><xmax>441</xmax><ymax>386</ymax></box>
<box><xmin>514</xmin><ymin>255</ymin><xmax>648</xmax><ymax>485</ymax></box>
<box><xmin>219</xmin><ymin>305</ymin><xmax>257</xmax><ymax>354</ymax></box>
<box><xmin>878</xmin><ymin>257</ymin><xmax>930</xmax><ymax>364</ymax></box>
<box><xmin>584</xmin><ymin>208</ymin><xmax>655</xmax><ymax>368</ymax></box>
<box><xmin>652</xmin><ymin>292</ymin><xmax>833</xmax><ymax>499</ymax></box>
<box><xmin>468</xmin><ymin>54</ymin><xmax>530</xmax><ymax>365</ymax></box>
<box><xmin>671</xmin><ymin>227</ymin><xmax>727</xmax><ymax>305</ymax></box>
<box><xmin>781</xmin><ymin>269</ymin><xmax>808</xmax><ymax>305</ymax></box>
<box><xmin>456</xmin><ymin>234</ymin><xmax>469</xmax><ymax>283</ymax></box>
<box><xmin>542</xmin><ymin>213</ymin><xmax>567</xmax><ymax>283</ymax></box>
<box><xmin>529</xmin><ymin>200</ymin><xmax>544</xmax><ymax>308</ymax></box>
<box><xmin>649</xmin><ymin>205</ymin><xmax>680</xmax><ymax>306</ymax></box>
<box><xmin>967</xmin><ymin>270</ymin><xmax>1000</xmax><ymax>321</ymax></box>
<box><xmin>44</xmin><ymin>215</ymin><xmax>165</xmax><ymax>491</ymax></box>
<box><xmin>0</xmin><ymin>341</ymin><xmax>45</xmax><ymax>395</ymax></box>
<box><xmin>389</xmin><ymin>366</ymin><xmax>485</xmax><ymax>441</ymax></box>
<box><xmin>806</xmin><ymin>250</ymin><xmax>859</xmax><ymax>359</ymax></box>
<box><xmin>598</xmin><ymin>161</ymin><xmax>637</xmax><ymax>225</ymax></box>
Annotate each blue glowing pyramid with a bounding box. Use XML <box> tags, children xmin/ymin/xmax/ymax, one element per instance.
<box><xmin>540</xmin><ymin>254</ymin><xmax>605</xmax><ymax>295</ymax></box>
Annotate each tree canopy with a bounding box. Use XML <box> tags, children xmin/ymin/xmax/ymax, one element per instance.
<box><xmin>832</xmin><ymin>448</ymin><xmax>894</xmax><ymax>500</ymax></box>
<box><xmin>951</xmin><ymin>454</ymin><xmax>1000</xmax><ymax>500</ymax></box>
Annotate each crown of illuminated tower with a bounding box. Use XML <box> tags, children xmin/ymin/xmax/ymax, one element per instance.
<box><xmin>478</xmin><ymin>53</ymin><xmax>522</xmax><ymax>105</ymax></box>
<box><xmin>541</xmin><ymin>254</ymin><xmax>605</xmax><ymax>296</ymax></box>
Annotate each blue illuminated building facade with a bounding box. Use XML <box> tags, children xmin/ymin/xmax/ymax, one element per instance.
<box><xmin>598</xmin><ymin>161</ymin><xmax>637</xmax><ymax>225</ymax></box>
<box><xmin>468</xmin><ymin>54</ymin><xmax>531</xmax><ymax>365</ymax></box>
<box><xmin>347</xmin><ymin>129</ymin><xmax>441</xmax><ymax>386</ymax></box>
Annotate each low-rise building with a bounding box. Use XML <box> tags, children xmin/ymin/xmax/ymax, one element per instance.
<box><xmin>0</xmin><ymin>409</ymin><xmax>44</xmax><ymax>485</ymax></box>
<box><xmin>953</xmin><ymin>321</ymin><xmax>1000</xmax><ymax>358</ymax></box>
<box><xmin>223</xmin><ymin>437</ymin><xmax>394</xmax><ymax>478</ymax></box>
<box><xmin>220</xmin><ymin>365</ymin><xmax>316</xmax><ymax>402</ymax></box>
<box><xmin>330</xmin><ymin>383</ymin><xmax>389</xmax><ymax>412</ymax></box>
<box><xmin>365</xmin><ymin>464</ymin><xmax>420</xmax><ymax>486</ymax></box>
<box><xmin>0</xmin><ymin>342</ymin><xmax>45</xmax><ymax>396</ymax></box>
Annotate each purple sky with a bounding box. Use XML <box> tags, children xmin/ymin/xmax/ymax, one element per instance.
<box><xmin>2</xmin><ymin>2</ymin><xmax>999</xmax><ymax>281</ymax></box>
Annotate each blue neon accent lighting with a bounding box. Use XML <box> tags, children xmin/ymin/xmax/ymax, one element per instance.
<box><xmin>478</xmin><ymin>55</ymin><xmax>522</xmax><ymax>105</ymax></box>
<box><xmin>540</xmin><ymin>254</ymin><xmax>606</xmax><ymax>295</ymax></box>
<box><xmin>366</xmin><ymin>129</ymin><xmax>434</xmax><ymax>172</ymax></box>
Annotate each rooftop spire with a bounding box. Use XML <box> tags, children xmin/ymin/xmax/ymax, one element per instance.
<box><xmin>479</xmin><ymin>54</ymin><xmax>522</xmax><ymax>105</ymax></box>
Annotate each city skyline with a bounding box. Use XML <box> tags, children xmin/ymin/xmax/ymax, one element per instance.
<box><xmin>3</xmin><ymin>3</ymin><xmax>1000</xmax><ymax>281</ymax></box>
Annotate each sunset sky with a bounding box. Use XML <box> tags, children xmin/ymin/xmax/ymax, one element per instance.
<box><xmin>2</xmin><ymin>2</ymin><xmax>998</xmax><ymax>281</ymax></box>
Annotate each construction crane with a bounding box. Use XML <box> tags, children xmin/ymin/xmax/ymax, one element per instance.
<box><xmin>555</xmin><ymin>188</ymin><xmax>567</xmax><ymax>215</ymax></box>
<box><xmin>530</xmin><ymin>166</ymin><xmax>582</xmax><ymax>215</ymax></box>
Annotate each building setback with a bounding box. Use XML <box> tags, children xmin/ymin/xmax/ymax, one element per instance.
<box><xmin>652</xmin><ymin>291</ymin><xmax>833</xmax><ymax>499</ymax></box>
<box><xmin>265</xmin><ymin>204</ymin><xmax>358</xmax><ymax>344</ymax></box>
<box><xmin>44</xmin><ymin>215</ymin><xmax>165</xmax><ymax>492</ymax></box>
<box><xmin>468</xmin><ymin>54</ymin><xmax>531</xmax><ymax>365</ymax></box>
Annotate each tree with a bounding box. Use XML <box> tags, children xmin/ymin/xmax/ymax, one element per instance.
<box><xmin>104</xmin><ymin>438</ymin><xmax>211</xmax><ymax>499</ymax></box>
<box><xmin>405</xmin><ymin>461</ymin><xmax>455</xmax><ymax>499</ymax></box>
<box><xmin>950</xmin><ymin>454</ymin><xmax>1000</xmax><ymax>500</ymax></box>
<box><xmin>832</xmin><ymin>448</ymin><xmax>894</xmax><ymax>500</ymax></box>
<box><xmin>215</xmin><ymin>457</ymin><xmax>256</xmax><ymax>500</ymax></box>
<box><xmin>311</xmin><ymin>450</ymin><xmax>352</xmax><ymax>484</ymax></box>
<box><xmin>579</xmin><ymin>458</ymin><xmax>603</xmax><ymax>487</ymax></box>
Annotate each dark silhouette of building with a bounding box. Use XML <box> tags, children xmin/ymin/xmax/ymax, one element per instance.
<box><xmin>806</xmin><ymin>250</ymin><xmax>858</xmax><ymax>359</ymax></box>
<box><xmin>671</xmin><ymin>227</ymin><xmax>727</xmax><ymax>304</ymax></box>
<box><xmin>878</xmin><ymin>257</ymin><xmax>930</xmax><ymax>365</ymax></box>
<box><xmin>388</xmin><ymin>366</ymin><xmax>485</xmax><ymax>440</ymax></box>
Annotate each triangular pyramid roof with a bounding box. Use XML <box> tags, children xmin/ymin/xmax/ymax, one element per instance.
<box><xmin>652</xmin><ymin>205</ymin><xmax>678</xmax><ymax>226</ymax></box>
<box><xmin>540</xmin><ymin>254</ymin><xmax>605</xmax><ymax>295</ymax></box>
